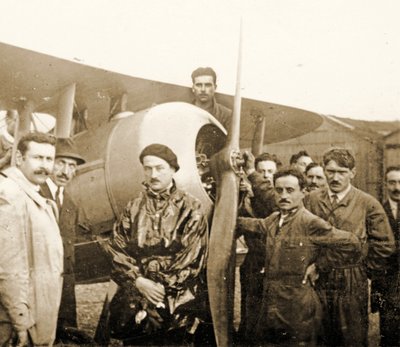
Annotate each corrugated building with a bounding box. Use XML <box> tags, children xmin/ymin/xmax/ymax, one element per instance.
<box><xmin>264</xmin><ymin>115</ymin><xmax>384</xmax><ymax>199</ymax></box>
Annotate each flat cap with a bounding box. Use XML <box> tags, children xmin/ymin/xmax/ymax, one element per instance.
<box><xmin>139</xmin><ymin>144</ymin><xmax>179</xmax><ymax>171</ymax></box>
<box><xmin>56</xmin><ymin>138</ymin><xmax>86</xmax><ymax>165</ymax></box>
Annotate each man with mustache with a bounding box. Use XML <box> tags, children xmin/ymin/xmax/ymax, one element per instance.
<box><xmin>104</xmin><ymin>144</ymin><xmax>208</xmax><ymax>346</ymax></box>
<box><xmin>370</xmin><ymin>166</ymin><xmax>400</xmax><ymax>346</ymax></box>
<box><xmin>40</xmin><ymin>138</ymin><xmax>92</xmax><ymax>344</ymax></box>
<box><xmin>305</xmin><ymin>162</ymin><xmax>327</xmax><ymax>192</ymax></box>
<box><xmin>237</xmin><ymin>168</ymin><xmax>361</xmax><ymax>346</ymax></box>
<box><xmin>191</xmin><ymin>67</ymin><xmax>232</xmax><ymax>130</ymax></box>
<box><xmin>0</xmin><ymin>132</ymin><xmax>63</xmax><ymax>346</ymax></box>
<box><xmin>237</xmin><ymin>151</ymin><xmax>281</xmax><ymax>341</ymax></box>
<box><xmin>304</xmin><ymin>147</ymin><xmax>394</xmax><ymax>347</ymax></box>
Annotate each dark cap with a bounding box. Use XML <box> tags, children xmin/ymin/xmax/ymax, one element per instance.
<box><xmin>139</xmin><ymin>144</ymin><xmax>179</xmax><ymax>171</ymax></box>
<box><xmin>55</xmin><ymin>138</ymin><xmax>86</xmax><ymax>165</ymax></box>
<box><xmin>191</xmin><ymin>67</ymin><xmax>217</xmax><ymax>84</ymax></box>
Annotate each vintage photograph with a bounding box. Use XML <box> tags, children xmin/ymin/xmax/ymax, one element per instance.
<box><xmin>0</xmin><ymin>1</ymin><xmax>399</xmax><ymax>346</ymax></box>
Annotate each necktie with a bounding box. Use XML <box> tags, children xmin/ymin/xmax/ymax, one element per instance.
<box><xmin>55</xmin><ymin>187</ymin><xmax>62</xmax><ymax>210</ymax></box>
<box><xmin>331</xmin><ymin>194</ymin><xmax>339</xmax><ymax>209</ymax></box>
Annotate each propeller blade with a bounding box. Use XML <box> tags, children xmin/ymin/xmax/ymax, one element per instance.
<box><xmin>207</xmin><ymin>20</ymin><xmax>243</xmax><ymax>347</ymax></box>
<box><xmin>207</xmin><ymin>153</ymin><xmax>240</xmax><ymax>346</ymax></box>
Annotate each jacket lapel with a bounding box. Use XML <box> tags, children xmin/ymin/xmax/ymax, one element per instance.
<box><xmin>40</xmin><ymin>181</ymin><xmax>54</xmax><ymax>201</ymax></box>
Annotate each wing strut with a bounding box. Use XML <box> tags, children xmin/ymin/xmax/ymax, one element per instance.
<box><xmin>207</xmin><ymin>20</ymin><xmax>243</xmax><ymax>347</ymax></box>
<box><xmin>55</xmin><ymin>83</ymin><xmax>76</xmax><ymax>138</ymax></box>
<box><xmin>251</xmin><ymin>112</ymin><xmax>266</xmax><ymax>156</ymax></box>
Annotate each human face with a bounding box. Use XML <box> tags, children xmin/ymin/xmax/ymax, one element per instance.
<box><xmin>306</xmin><ymin>166</ymin><xmax>327</xmax><ymax>191</ymax></box>
<box><xmin>53</xmin><ymin>157</ymin><xmax>78</xmax><ymax>187</ymax></box>
<box><xmin>256</xmin><ymin>160</ymin><xmax>277</xmax><ymax>187</ymax></box>
<box><xmin>17</xmin><ymin>141</ymin><xmax>55</xmax><ymax>185</ymax></box>
<box><xmin>293</xmin><ymin>156</ymin><xmax>313</xmax><ymax>174</ymax></box>
<box><xmin>192</xmin><ymin>75</ymin><xmax>216</xmax><ymax>105</ymax></box>
<box><xmin>143</xmin><ymin>155</ymin><xmax>175</xmax><ymax>192</ymax></box>
<box><xmin>274</xmin><ymin>175</ymin><xmax>305</xmax><ymax>212</ymax></box>
<box><xmin>386</xmin><ymin>170</ymin><xmax>400</xmax><ymax>202</ymax></box>
<box><xmin>324</xmin><ymin>160</ymin><xmax>355</xmax><ymax>193</ymax></box>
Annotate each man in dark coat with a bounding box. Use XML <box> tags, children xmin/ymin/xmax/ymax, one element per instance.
<box><xmin>40</xmin><ymin>138</ymin><xmax>92</xmax><ymax>344</ymax></box>
<box><xmin>238</xmin><ymin>168</ymin><xmax>361</xmax><ymax>346</ymax></box>
<box><xmin>371</xmin><ymin>166</ymin><xmax>400</xmax><ymax>347</ymax></box>
<box><xmin>237</xmin><ymin>151</ymin><xmax>280</xmax><ymax>341</ymax></box>
<box><xmin>304</xmin><ymin>148</ymin><xmax>395</xmax><ymax>346</ymax></box>
<box><xmin>191</xmin><ymin>67</ymin><xmax>232</xmax><ymax>130</ymax></box>
<box><xmin>104</xmin><ymin>144</ymin><xmax>209</xmax><ymax>346</ymax></box>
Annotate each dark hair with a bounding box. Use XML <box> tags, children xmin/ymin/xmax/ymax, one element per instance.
<box><xmin>191</xmin><ymin>67</ymin><xmax>217</xmax><ymax>84</ymax></box>
<box><xmin>17</xmin><ymin>132</ymin><xmax>56</xmax><ymax>156</ymax></box>
<box><xmin>305</xmin><ymin>162</ymin><xmax>322</xmax><ymax>175</ymax></box>
<box><xmin>385</xmin><ymin>165</ymin><xmax>400</xmax><ymax>179</ymax></box>
<box><xmin>255</xmin><ymin>152</ymin><xmax>282</xmax><ymax>169</ymax></box>
<box><xmin>289</xmin><ymin>150</ymin><xmax>311</xmax><ymax>165</ymax></box>
<box><xmin>322</xmin><ymin>148</ymin><xmax>355</xmax><ymax>170</ymax></box>
<box><xmin>273</xmin><ymin>168</ymin><xmax>306</xmax><ymax>190</ymax></box>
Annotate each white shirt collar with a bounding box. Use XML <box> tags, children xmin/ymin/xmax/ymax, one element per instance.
<box><xmin>328</xmin><ymin>184</ymin><xmax>352</xmax><ymax>202</ymax></box>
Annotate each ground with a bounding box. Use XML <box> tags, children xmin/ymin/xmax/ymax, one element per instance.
<box><xmin>64</xmin><ymin>272</ymin><xmax>381</xmax><ymax>346</ymax></box>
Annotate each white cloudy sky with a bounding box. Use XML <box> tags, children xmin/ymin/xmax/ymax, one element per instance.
<box><xmin>0</xmin><ymin>0</ymin><xmax>399</xmax><ymax>121</ymax></box>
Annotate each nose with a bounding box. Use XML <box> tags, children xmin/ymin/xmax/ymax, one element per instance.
<box><xmin>311</xmin><ymin>176</ymin><xmax>318</xmax><ymax>183</ymax></box>
<box><xmin>332</xmin><ymin>172</ymin><xmax>341</xmax><ymax>181</ymax></box>
<box><xmin>200</xmin><ymin>84</ymin><xmax>206</xmax><ymax>92</ymax></box>
<box><xmin>150</xmin><ymin>168</ymin><xmax>158</xmax><ymax>178</ymax></box>
<box><xmin>61</xmin><ymin>164</ymin><xmax>70</xmax><ymax>175</ymax></box>
<box><xmin>280</xmin><ymin>190</ymin><xmax>289</xmax><ymax>199</ymax></box>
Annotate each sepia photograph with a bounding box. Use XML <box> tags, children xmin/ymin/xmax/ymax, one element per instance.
<box><xmin>0</xmin><ymin>1</ymin><xmax>399</xmax><ymax>346</ymax></box>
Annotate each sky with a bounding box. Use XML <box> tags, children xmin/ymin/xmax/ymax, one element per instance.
<box><xmin>0</xmin><ymin>0</ymin><xmax>399</xmax><ymax>121</ymax></box>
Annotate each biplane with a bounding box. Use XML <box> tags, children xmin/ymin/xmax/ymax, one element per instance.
<box><xmin>0</xmin><ymin>41</ymin><xmax>323</xmax><ymax>346</ymax></box>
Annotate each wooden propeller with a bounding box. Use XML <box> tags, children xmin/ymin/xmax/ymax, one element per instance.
<box><xmin>207</xmin><ymin>21</ymin><xmax>243</xmax><ymax>347</ymax></box>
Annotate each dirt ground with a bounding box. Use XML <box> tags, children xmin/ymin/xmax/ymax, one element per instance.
<box><xmin>70</xmin><ymin>271</ymin><xmax>381</xmax><ymax>347</ymax></box>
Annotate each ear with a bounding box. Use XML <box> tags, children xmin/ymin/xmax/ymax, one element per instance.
<box><xmin>15</xmin><ymin>150</ymin><xmax>23</xmax><ymax>167</ymax></box>
<box><xmin>350</xmin><ymin>167</ymin><xmax>356</xmax><ymax>179</ymax></box>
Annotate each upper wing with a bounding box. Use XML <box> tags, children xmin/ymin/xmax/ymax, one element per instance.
<box><xmin>0</xmin><ymin>41</ymin><xmax>322</xmax><ymax>145</ymax></box>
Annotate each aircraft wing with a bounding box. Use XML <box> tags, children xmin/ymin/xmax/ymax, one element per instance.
<box><xmin>0</xmin><ymin>41</ymin><xmax>322</xmax><ymax>145</ymax></box>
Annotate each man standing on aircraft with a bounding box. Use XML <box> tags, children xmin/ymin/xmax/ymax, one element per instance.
<box><xmin>237</xmin><ymin>168</ymin><xmax>361</xmax><ymax>346</ymax></box>
<box><xmin>0</xmin><ymin>132</ymin><xmax>63</xmax><ymax>346</ymax></box>
<box><xmin>40</xmin><ymin>138</ymin><xmax>92</xmax><ymax>344</ymax></box>
<box><xmin>191</xmin><ymin>67</ymin><xmax>232</xmax><ymax>130</ymax></box>
<box><xmin>290</xmin><ymin>150</ymin><xmax>313</xmax><ymax>174</ymax></box>
<box><xmin>305</xmin><ymin>162</ymin><xmax>327</xmax><ymax>192</ymax></box>
<box><xmin>304</xmin><ymin>147</ymin><xmax>394</xmax><ymax>346</ymax></box>
<box><xmin>105</xmin><ymin>144</ymin><xmax>209</xmax><ymax>346</ymax></box>
<box><xmin>238</xmin><ymin>151</ymin><xmax>280</xmax><ymax>341</ymax></box>
<box><xmin>371</xmin><ymin>166</ymin><xmax>400</xmax><ymax>347</ymax></box>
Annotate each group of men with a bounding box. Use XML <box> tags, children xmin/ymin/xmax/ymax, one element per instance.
<box><xmin>237</xmin><ymin>147</ymin><xmax>398</xmax><ymax>347</ymax></box>
<box><xmin>0</xmin><ymin>66</ymin><xmax>398</xmax><ymax>347</ymax></box>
